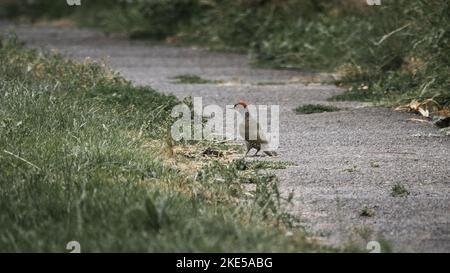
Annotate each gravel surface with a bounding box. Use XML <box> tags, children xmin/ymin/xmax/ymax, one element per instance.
<box><xmin>2</xmin><ymin>22</ymin><xmax>449</xmax><ymax>252</ymax></box>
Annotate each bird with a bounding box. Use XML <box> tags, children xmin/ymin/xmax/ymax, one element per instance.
<box><xmin>233</xmin><ymin>100</ymin><xmax>278</xmax><ymax>157</ymax></box>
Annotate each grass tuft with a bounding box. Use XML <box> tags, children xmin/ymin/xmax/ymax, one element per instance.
<box><xmin>295</xmin><ymin>104</ymin><xmax>340</xmax><ymax>114</ymax></box>
<box><xmin>2</xmin><ymin>0</ymin><xmax>449</xmax><ymax>107</ymax></box>
<box><xmin>390</xmin><ymin>183</ymin><xmax>410</xmax><ymax>198</ymax></box>
<box><xmin>171</xmin><ymin>74</ymin><xmax>222</xmax><ymax>84</ymax></box>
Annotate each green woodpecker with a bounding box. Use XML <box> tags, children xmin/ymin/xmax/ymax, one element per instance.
<box><xmin>233</xmin><ymin>100</ymin><xmax>278</xmax><ymax>157</ymax></box>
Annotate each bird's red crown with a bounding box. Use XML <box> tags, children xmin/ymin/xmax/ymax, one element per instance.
<box><xmin>234</xmin><ymin>100</ymin><xmax>248</xmax><ymax>108</ymax></box>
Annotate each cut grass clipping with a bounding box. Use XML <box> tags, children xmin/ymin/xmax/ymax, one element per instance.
<box><xmin>0</xmin><ymin>36</ymin><xmax>329</xmax><ymax>252</ymax></box>
<box><xmin>295</xmin><ymin>104</ymin><xmax>340</xmax><ymax>114</ymax></box>
<box><xmin>171</xmin><ymin>74</ymin><xmax>222</xmax><ymax>84</ymax></box>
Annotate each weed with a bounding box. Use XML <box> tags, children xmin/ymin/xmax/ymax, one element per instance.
<box><xmin>391</xmin><ymin>183</ymin><xmax>410</xmax><ymax>197</ymax></box>
<box><xmin>360</xmin><ymin>207</ymin><xmax>375</xmax><ymax>217</ymax></box>
<box><xmin>369</xmin><ymin>161</ymin><xmax>380</xmax><ymax>168</ymax></box>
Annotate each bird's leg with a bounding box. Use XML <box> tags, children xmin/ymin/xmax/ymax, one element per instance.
<box><xmin>244</xmin><ymin>147</ymin><xmax>252</xmax><ymax>157</ymax></box>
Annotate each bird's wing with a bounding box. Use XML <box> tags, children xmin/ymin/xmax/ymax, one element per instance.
<box><xmin>238</xmin><ymin>112</ymin><xmax>271</xmax><ymax>145</ymax></box>
<box><xmin>239</xmin><ymin>113</ymin><xmax>257</xmax><ymax>141</ymax></box>
<box><xmin>257</xmin><ymin>122</ymin><xmax>269</xmax><ymax>144</ymax></box>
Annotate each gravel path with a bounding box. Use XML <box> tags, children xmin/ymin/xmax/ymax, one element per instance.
<box><xmin>2</xmin><ymin>22</ymin><xmax>449</xmax><ymax>252</ymax></box>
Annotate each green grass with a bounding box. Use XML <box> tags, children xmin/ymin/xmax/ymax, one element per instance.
<box><xmin>328</xmin><ymin>85</ymin><xmax>381</xmax><ymax>103</ymax></box>
<box><xmin>295</xmin><ymin>104</ymin><xmax>340</xmax><ymax>114</ymax></box>
<box><xmin>0</xmin><ymin>36</ymin><xmax>331</xmax><ymax>252</ymax></box>
<box><xmin>360</xmin><ymin>207</ymin><xmax>375</xmax><ymax>217</ymax></box>
<box><xmin>171</xmin><ymin>74</ymin><xmax>222</xmax><ymax>84</ymax></box>
<box><xmin>2</xmin><ymin>0</ymin><xmax>449</xmax><ymax>109</ymax></box>
<box><xmin>233</xmin><ymin>159</ymin><xmax>296</xmax><ymax>171</ymax></box>
<box><xmin>341</xmin><ymin>165</ymin><xmax>358</xmax><ymax>173</ymax></box>
<box><xmin>390</xmin><ymin>183</ymin><xmax>410</xmax><ymax>197</ymax></box>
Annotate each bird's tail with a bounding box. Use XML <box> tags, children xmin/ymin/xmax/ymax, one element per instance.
<box><xmin>263</xmin><ymin>151</ymin><xmax>278</xmax><ymax>157</ymax></box>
